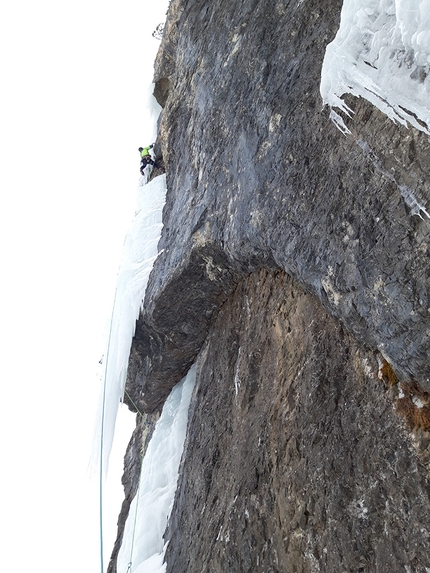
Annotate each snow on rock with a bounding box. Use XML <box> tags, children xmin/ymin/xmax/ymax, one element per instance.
<box><xmin>117</xmin><ymin>365</ymin><xmax>197</xmax><ymax>573</ymax></box>
<box><xmin>320</xmin><ymin>0</ymin><xmax>430</xmax><ymax>134</ymax></box>
<box><xmin>98</xmin><ymin>174</ymin><xmax>167</xmax><ymax>475</ymax></box>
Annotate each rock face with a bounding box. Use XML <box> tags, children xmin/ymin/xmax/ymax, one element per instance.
<box><xmin>110</xmin><ymin>0</ymin><xmax>430</xmax><ymax>571</ymax></box>
<box><xmin>165</xmin><ymin>269</ymin><xmax>430</xmax><ymax>573</ymax></box>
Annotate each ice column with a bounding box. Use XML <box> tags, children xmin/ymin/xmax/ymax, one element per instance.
<box><xmin>99</xmin><ymin>174</ymin><xmax>167</xmax><ymax>475</ymax></box>
<box><xmin>117</xmin><ymin>365</ymin><xmax>196</xmax><ymax>573</ymax></box>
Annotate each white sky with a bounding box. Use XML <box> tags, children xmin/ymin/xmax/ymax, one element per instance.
<box><xmin>0</xmin><ymin>1</ymin><xmax>169</xmax><ymax>571</ymax></box>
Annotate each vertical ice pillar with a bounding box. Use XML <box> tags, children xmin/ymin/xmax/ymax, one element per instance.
<box><xmin>99</xmin><ymin>174</ymin><xmax>167</xmax><ymax>477</ymax></box>
<box><xmin>117</xmin><ymin>365</ymin><xmax>197</xmax><ymax>573</ymax></box>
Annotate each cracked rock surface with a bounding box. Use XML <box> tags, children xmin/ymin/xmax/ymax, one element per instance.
<box><xmin>110</xmin><ymin>0</ymin><xmax>430</xmax><ymax>570</ymax></box>
<box><xmin>165</xmin><ymin>270</ymin><xmax>430</xmax><ymax>573</ymax></box>
<box><xmin>132</xmin><ymin>0</ymin><xmax>430</xmax><ymax>413</ymax></box>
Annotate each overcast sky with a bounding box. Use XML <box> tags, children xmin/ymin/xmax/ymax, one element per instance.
<box><xmin>0</xmin><ymin>1</ymin><xmax>168</xmax><ymax>571</ymax></box>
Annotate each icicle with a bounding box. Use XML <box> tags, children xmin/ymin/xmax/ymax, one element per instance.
<box><xmin>320</xmin><ymin>0</ymin><xmax>430</xmax><ymax>134</ymax></box>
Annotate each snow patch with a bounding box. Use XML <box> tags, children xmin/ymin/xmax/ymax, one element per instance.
<box><xmin>412</xmin><ymin>395</ymin><xmax>425</xmax><ymax>408</ymax></box>
<box><xmin>399</xmin><ymin>185</ymin><xmax>430</xmax><ymax>219</ymax></box>
<box><xmin>356</xmin><ymin>138</ymin><xmax>430</xmax><ymax>218</ymax></box>
<box><xmin>234</xmin><ymin>347</ymin><xmax>242</xmax><ymax>397</ymax></box>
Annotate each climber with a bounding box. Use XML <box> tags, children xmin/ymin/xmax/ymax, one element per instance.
<box><xmin>138</xmin><ymin>144</ymin><xmax>160</xmax><ymax>173</ymax></box>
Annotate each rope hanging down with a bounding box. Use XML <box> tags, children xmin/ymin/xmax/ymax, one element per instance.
<box><xmin>124</xmin><ymin>388</ymin><xmax>145</xmax><ymax>418</ymax></box>
<box><xmin>99</xmin><ymin>282</ymin><xmax>120</xmax><ymax>573</ymax></box>
<box><xmin>123</xmin><ymin>388</ymin><xmax>147</xmax><ymax>573</ymax></box>
<box><xmin>99</xmin><ymin>300</ymin><xmax>147</xmax><ymax>573</ymax></box>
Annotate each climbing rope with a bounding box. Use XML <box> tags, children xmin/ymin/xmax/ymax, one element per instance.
<box><xmin>123</xmin><ymin>388</ymin><xmax>147</xmax><ymax>573</ymax></box>
<box><xmin>124</xmin><ymin>388</ymin><xmax>145</xmax><ymax>418</ymax></box>
<box><xmin>99</xmin><ymin>283</ymin><xmax>120</xmax><ymax>573</ymax></box>
<box><xmin>127</xmin><ymin>476</ymin><xmax>141</xmax><ymax>572</ymax></box>
<box><xmin>99</xmin><ymin>363</ymin><xmax>107</xmax><ymax>573</ymax></box>
<box><xmin>99</xmin><ymin>301</ymin><xmax>147</xmax><ymax>573</ymax></box>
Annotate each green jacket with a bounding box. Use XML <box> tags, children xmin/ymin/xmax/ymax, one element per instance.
<box><xmin>141</xmin><ymin>145</ymin><xmax>152</xmax><ymax>157</ymax></box>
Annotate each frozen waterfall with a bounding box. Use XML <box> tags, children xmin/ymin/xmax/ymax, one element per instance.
<box><xmin>98</xmin><ymin>174</ymin><xmax>167</xmax><ymax>477</ymax></box>
<box><xmin>117</xmin><ymin>365</ymin><xmax>196</xmax><ymax>573</ymax></box>
<box><xmin>321</xmin><ymin>0</ymin><xmax>430</xmax><ymax>134</ymax></box>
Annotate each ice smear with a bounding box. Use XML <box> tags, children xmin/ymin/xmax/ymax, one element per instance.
<box><xmin>117</xmin><ymin>365</ymin><xmax>196</xmax><ymax>573</ymax></box>
<box><xmin>320</xmin><ymin>0</ymin><xmax>430</xmax><ymax>134</ymax></box>
<box><xmin>90</xmin><ymin>79</ymin><xmax>164</xmax><ymax>479</ymax></box>
<box><xmin>95</xmin><ymin>174</ymin><xmax>167</xmax><ymax>477</ymax></box>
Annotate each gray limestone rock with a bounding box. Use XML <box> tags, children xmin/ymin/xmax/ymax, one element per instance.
<box><xmin>165</xmin><ymin>270</ymin><xmax>430</xmax><ymax>573</ymax></box>
<box><xmin>110</xmin><ymin>0</ymin><xmax>430</xmax><ymax>570</ymax></box>
<box><xmin>139</xmin><ymin>0</ymin><xmax>430</xmax><ymax>410</ymax></box>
